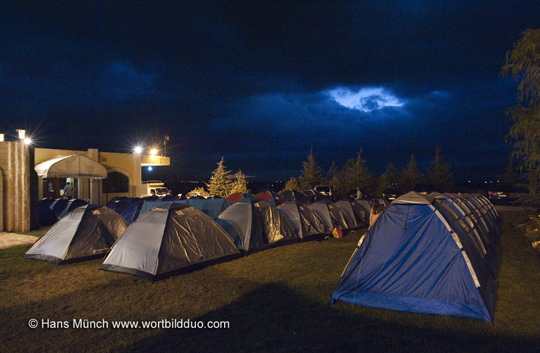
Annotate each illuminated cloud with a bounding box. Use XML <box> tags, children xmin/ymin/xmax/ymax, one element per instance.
<box><xmin>328</xmin><ymin>87</ymin><xmax>406</xmax><ymax>112</ymax></box>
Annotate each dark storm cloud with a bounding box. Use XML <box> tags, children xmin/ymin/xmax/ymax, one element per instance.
<box><xmin>2</xmin><ymin>1</ymin><xmax>539</xmax><ymax>181</ymax></box>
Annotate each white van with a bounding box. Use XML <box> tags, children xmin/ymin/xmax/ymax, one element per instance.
<box><xmin>142</xmin><ymin>180</ymin><xmax>170</xmax><ymax>197</ymax></box>
<box><xmin>314</xmin><ymin>185</ymin><xmax>334</xmax><ymax>197</ymax></box>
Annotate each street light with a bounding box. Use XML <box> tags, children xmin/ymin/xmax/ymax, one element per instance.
<box><xmin>23</xmin><ymin>138</ymin><xmax>32</xmax><ymax>145</ymax></box>
<box><xmin>134</xmin><ymin>146</ymin><xmax>143</xmax><ymax>154</ymax></box>
<box><xmin>16</xmin><ymin>129</ymin><xmax>26</xmax><ymax>140</ymax></box>
<box><xmin>150</xmin><ymin>148</ymin><xmax>158</xmax><ymax>156</ymax></box>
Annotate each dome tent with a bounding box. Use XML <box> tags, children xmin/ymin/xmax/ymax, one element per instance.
<box><xmin>58</xmin><ymin>199</ymin><xmax>89</xmax><ymax>218</ymax></box>
<box><xmin>216</xmin><ymin>199</ymin><xmax>296</xmax><ymax>252</ymax></box>
<box><xmin>225</xmin><ymin>192</ymin><xmax>259</xmax><ymax>205</ymax></box>
<box><xmin>255</xmin><ymin>191</ymin><xmax>287</xmax><ymax>207</ymax></box>
<box><xmin>280</xmin><ymin>190</ymin><xmax>309</xmax><ymax>205</ymax></box>
<box><xmin>101</xmin><ymin>203</ymin><xmax>240</xmax><ymax>280</ymax></box>
<box><xmin>25</xmin><ymin>204</ymin><xmax>128</xmax><ymax>264</ymax></box>
<box><xmin>335</xmin><ymin>200</ymin><xmax>364</xmax><ymax>230</ymax></box>
<box><xmin>38</xmin><ymin>199</ymin><xmax>58</xmax><ymax>226</ymax></box>
<box><xmin>277</xmin><ymin>201</ymin><xmax>331</xmax><ymax>239</ymax></box>
<box><xmin>331</xmin><ymin>192</ymin><xmax>500</xmax><ymax>322</ymax></box>
<box><xmin>350</xmin><ymin>200</ymin><xmax>370</xmax><ymax>228</ymax></box>
<box><xmin>310</xmin><ymin>200</ymin><xmax>351</xmax><ymax>231</ymax></box>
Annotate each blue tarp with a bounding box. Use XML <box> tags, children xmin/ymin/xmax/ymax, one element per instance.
<box><xmin>331</xmin><ymin>193</ymin><xmax>499</xmax><ymax>322</ymax></box>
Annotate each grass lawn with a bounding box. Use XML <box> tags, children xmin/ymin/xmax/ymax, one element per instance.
<box><xmin>1</xmin><ymin>209</ymin><xmax>539</xmax><ymax>352</ymax></box>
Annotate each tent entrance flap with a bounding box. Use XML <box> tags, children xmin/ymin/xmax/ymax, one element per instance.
<box><xmin>35</xmin><ymin>155</ymin><xmax>107</xmax><ymax>179</ymax></box>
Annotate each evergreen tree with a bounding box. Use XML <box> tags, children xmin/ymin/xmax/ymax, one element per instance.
<box><xmin>282</xmin><ymin>177</ymin><xmax>300</xmax><ymax>192</ymax></box>
<box><xmin>341</xmin><ymin>150</ymin><xmax>375</xmax><ymax>195</ymax></box>
<box><xmin>298</xmin><ymin>149</ymin><xmax>323</xmax><ymax>190</ymax></box>
<box><xmin>186</xmin><ymin>187</ymin><xmax>211</xmax><ymax>198</ymax></box>
<box><xmin>206</xmin><ymin>157</ymin><xmax>233</xmax><ymax>197</ymax></box>
<box><xmin>327</xmin><ymin>161</ymin><xmax>339</xmax><ymax>183</ymax></box>
<box><xmin>427</xmin><ymin>148</ymin><xmax>454</xmax><ymax>192</ymax></box>
<box><xmin>377</xmin><ymin>162</ymin><xmax>400</xmax><ymax>194</ymax></box>
<box><xmin>230</xmin><ymin>170</ymin><xmax>249</xmax><ymax>194</ymax></box>
<box><xmin>400</xmin><ymin>153</ymin><xmax>424</xmax><ymax>192</ymax></box>
<box><xmin>498</xmin><ymin>155</ymin><xmax>522</xmax><ymax>187</ymax></box>
<box><xmin>502</xmin><ymin>28</ymin><xmax>540</xmax><ymax>202</ymax></box>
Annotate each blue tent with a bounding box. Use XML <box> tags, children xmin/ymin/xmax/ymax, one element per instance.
<box><xmin>331</xmin><ymin>192</ymin><xmax>500</xmax><ymax>322</ymax></box>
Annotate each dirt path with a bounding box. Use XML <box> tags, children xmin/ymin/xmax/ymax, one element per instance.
<box><xmin>0</xmin><ymin>233</ymin><xmax>37</xmax><ymax>249</ymax></box>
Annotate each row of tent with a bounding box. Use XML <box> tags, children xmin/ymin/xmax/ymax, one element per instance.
<box><xmin>331</xmin><ymin>192</ymin><xmax>501</xmax><ymax>322</ymax></box>
<box><xmin>26</xmin><ymin>194</ymin><xmax>376</xmax><ymax>280</ymax></box>
<box><xmin>27</xmin><ymin>190</ymin><xmax>501</xmax><ymax>321</ymax></box>
<box><xmin>38</xmin><ymin>198</ymin><xmax>90</xmax><ymax>226</ymax></box>
<box><xmin>105</xmin><ymin>192</ymin><xmax>376</xmax><ymax>238</ymax></box>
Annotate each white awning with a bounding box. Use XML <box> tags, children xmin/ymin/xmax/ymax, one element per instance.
<box><xmin>35</xmin><ymin>155</ymin><xmax>107</xmax><ymax>179</ymax></box>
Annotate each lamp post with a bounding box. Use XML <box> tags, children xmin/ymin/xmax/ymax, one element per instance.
<box><xmin>16</xmin><ymin>129</ymin><xmax>26</xmax><ymax>140</ymax></box>
<box><xmin>163</xmin><ymin>135</ymin><xmax>169</xmax><ymax>157</ymax></box>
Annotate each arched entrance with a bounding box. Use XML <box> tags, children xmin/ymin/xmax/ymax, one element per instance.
<box><xmin>35</xmin><ymin>154</ymin><xmax>107</xmax><ymax>203</ymax></box>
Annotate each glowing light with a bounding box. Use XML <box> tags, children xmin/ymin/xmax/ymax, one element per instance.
<box><xmin>23</xmin><ymin>138</ymin><xmax>32</xmax><ymax>145</ymax></box>
<box><xmin>0</xmin><ymin>134</ymin><xmax>4</xmax><ymax>142</ymax></box>
<box><xmin>134</xmin><ymin>146</ymin><xmax>143</xmax><ymax>154</ymax></box>
<box><xmin>147</xmin><ymin>166</ymin><xmax>153</xmax><ymax>171</ymax></box>
<box><xmin>150</xmin><ymin>148</ymin><xmax>158</xmax><ymax>156</ymax></box>
<box><xmin>16</xmin><ymin>129</ymin><xmax>26</xmax><ymax>139</ymax></box>
<box><xmin>329</xmin><ymin>87</ymin><xmax>405</xmax><ymax>112</ymax></box>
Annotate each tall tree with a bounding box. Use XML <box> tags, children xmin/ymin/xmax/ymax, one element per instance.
<box><xmin>282</xmin><ymin>177</ymin><xmax>300</xmax><ymax>191</ymax></box>
<box><xmin>498</xmin><ymin>154</ymin><xmax>522</xmax><ymax>187</ymax></box>
<box><xmin>400</xmin><ymin>153</ymin><xmax>424</xmax><ymax>192</ymax></box>
<box><xmin>230</xmin><ymin>170</ymin><xmax>249</xmax><ymax>194</ymax></box>
<box><xmin>206</xmin><ymin>157</ymin><xmax>233</xmax><ymax>197</ymax></box>
<box><xmin>298</xmin><ymin>149</ymin><xmax>323</xmax><ymax>190</ymax></box>
<box><xmin>346</xmin><ymin>150</ymin><xmax>375</xmax><ymax>192</ymax></box>
<box><xmin>327</xmin><ymin>161</ymin><xmax>339</xmax><ymax>182</ymax></box>
<box><xmin>502</xmin><ymin>28</ymin><xmax>540</xmax><ymax>201</ymax></box>
<box><xmin>332</xmin><ymin>150</ymin><xmax>375</xmax><ymax>197</ymax></box>
<box><xmin>427</xmin><ymin>148</ymin><xmax>454</xmax><ymax>192</ymax></box>
<box><xmin>377</xmin><ymin>162</ymin><xmax>400</xmax><ymax>194</ymax></box>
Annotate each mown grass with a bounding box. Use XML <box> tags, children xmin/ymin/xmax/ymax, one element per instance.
<box><xmin>1</xmin><ymin>210</ymin><xmax>539</xmax><ymax>352</ymax></box>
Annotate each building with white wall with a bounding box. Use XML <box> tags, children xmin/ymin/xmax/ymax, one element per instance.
<box><xmin>0</xmin><ymin>140</ymin><xmax>169</xmax><ymax>232</ymax></box>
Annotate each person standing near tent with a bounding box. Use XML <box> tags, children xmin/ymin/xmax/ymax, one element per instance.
<box><xmin>356</xmin><ymin>187</ymin><xmax>363</xmax><ymax>200</ymax></box>
<box><xmin>369</xmin><ymin>200</ymin><xmax>384</xmax><ymax>227</ymax></box>
<box><xmin>64</xmin><ymin>182</ymin><xmax>74</xmax><ymax>199</ymax></box>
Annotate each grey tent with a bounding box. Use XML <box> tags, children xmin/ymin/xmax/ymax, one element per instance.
<box><xmin>101</xmin><ymin>203</ymin><xmax>240</xmax><ymax>280</ymax></box>
<box><xmin>25</xmin><ymin>204</ymin><xmax>128</xmax><ymax>264</ymax></box>
<box><xmin>280</xmin><ymin>190</ymin><xmax>309</xmax><ymax>204</ymax></box>
<box><xmin>216</xmin><ymin>199</ymin><xmax>296</xmax><ymax>252</ymax></box>
<box><xmin>335</xmin><ymin>200</ymin><xmax>361</xmax><ymax>229</ymax></box>
<box><xmin>310</xmin><ymin>200</ymin><xmax>350</xmax><ymax>231</ymax></box>
<box><xmin>350</xmin><ymin>201</ymin><xmax>369</xmax><ymax>228</ymax></box>
<box><xmin>278</xmin><ymin>201</ymin><xmax>331</xmax><ymax>239</ymax></box>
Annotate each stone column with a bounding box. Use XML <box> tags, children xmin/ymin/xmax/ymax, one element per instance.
<box><xmin>88</xmin><ymin>148</ymin><xmax>101</xmax><ymax>204</ymax></box>
<box><xmin>2</xmin><ymin>142</ymin><xmax>31</xmax><ymax>232</ymax></box>
<box><xmin>132</xmin><ymin>153</ymin><xmax>142</xmax><ymax>198</ymax></box>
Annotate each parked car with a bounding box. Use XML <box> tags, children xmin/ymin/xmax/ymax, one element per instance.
<box><xmin>383</xmin><ymin>187</ymin><xmax>403</xmax><ymax>202</ymax></box>
<box><xmin>314</xmin><ymin>185</ymin><xmax>334</xmax><ymax>198</ymax></box>
<box><xmin>487</xmin><ymin>184</ymin><xmax>517</xmax><ymax>203</ymax></box>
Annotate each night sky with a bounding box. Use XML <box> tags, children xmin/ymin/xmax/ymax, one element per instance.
<box><xmin>3</xmin><ymin>1</ymin><xmax>540</xmax><ymax>182</ymax></box>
